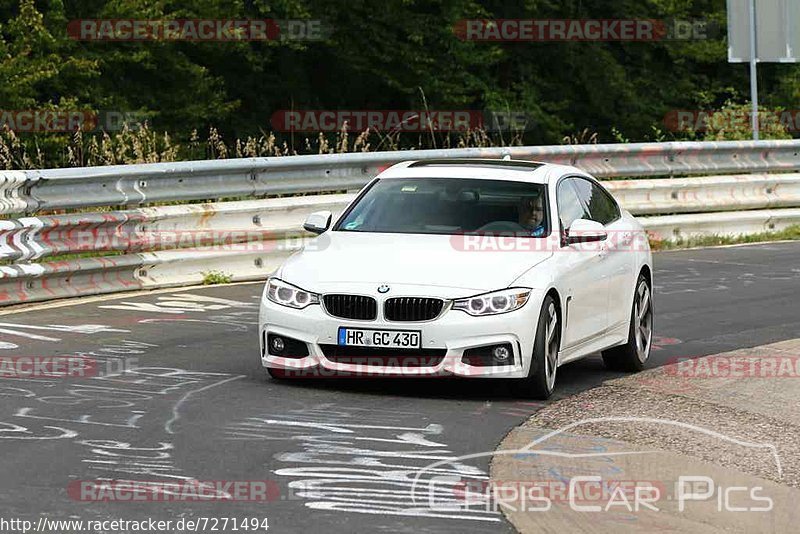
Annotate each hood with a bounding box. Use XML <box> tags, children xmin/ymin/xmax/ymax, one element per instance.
<box><xmin>277</xmin><ymin>231</ymin><xmax>553</xmax><ymax>296</ymax></box>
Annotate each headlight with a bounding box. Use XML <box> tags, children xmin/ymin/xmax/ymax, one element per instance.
<box><xmin>266</xmin><ymin>278</ymin><xmax>319</xmax><ymax>309</ymax></box>
<box><xmin>452</xmin><ymin>288</ymin><xmax>531</xmax><ymax>316</ymax></box>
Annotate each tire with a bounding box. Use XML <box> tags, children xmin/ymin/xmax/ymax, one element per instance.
<box><xmin>602</xmin><ymin>274</ymin><xmax>653</xmax><ymax>372</ymax></box>
<box><xmin>511</xmin><ymin>294</ymin><xmax>560</xmax><ymax>400</ymax></box>
<box><xmin>266</xmin><ymin>367</ymin><xmax>291</xmax><ymax>380</ymax></box>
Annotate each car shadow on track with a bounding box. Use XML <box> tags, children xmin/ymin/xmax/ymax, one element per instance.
<box><xmin>261</xmin><ymin>355</ymin><xmax>631</xmax><ymax>402</ymax></box>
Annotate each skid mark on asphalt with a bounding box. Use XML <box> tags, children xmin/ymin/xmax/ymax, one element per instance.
<box><xmin>656</xmin><ymin>260</ymin><xmax>800</xmax><ymax>296</ymax></box>
<box><xmin>225</xmin><ymin>404</ymin><xmax>502</xmax><ymax>523</ymax></box>
<box><xmin>1</xmin><ymin>363</ymin><xmax>246</xmax><ymax>497</ymax></box>
<box><xmin>165</xmin><ymin>374</ymin><xmax>244</xmax><ymax>434</ymax></box>
<box><xmin>99</xmin><ymin>293</ymin><xmax>258</xmax><ymax>314</ymax></box>
<box><xmin>0</xmin><ymin>322</ymin><xmax>131</xmax><ymax>350</ymax></box>
<box><xmin>96</xmin><ymin>292</ymin><xmax>260</xmax><ymax>334</ymax></box>
<box><xmin>469</xmin><ymin>401</ymin><xmax>548</xmax><ymax>418</ymax></box>
<box><xmin>0</xmin><ymin>421</ymin><xmax>77</xmax><ymax>440</ymax></box>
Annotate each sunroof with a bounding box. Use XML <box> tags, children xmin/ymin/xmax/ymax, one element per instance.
<box><xmin>407</xmin><ymin>158</ymin><xmax>544</xmax><ymax>170</ymax></box>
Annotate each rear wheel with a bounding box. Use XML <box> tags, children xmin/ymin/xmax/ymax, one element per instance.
<box><xmin>602</xmin><ymin>274</ymin><xmax>653</xmax><ymax>372</ymax></box>
<box><xmin>511</xmin><ymin>295</ymin><xmax>560</xmax><ymax>400</ymax></box>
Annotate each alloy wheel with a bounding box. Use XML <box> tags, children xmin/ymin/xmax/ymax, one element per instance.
<box><xmin>634</xmin><ymin>280</ymin><xmax>653</xmax><ymax>363</ymax></box>
<box><xmin>544</xmin><ymin>302</ymin><xmax>559</xmax><ymax>391</ymax></box>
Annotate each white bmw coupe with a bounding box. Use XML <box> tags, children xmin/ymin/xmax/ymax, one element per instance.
<box><xmin>259</xmin><ymin>159</ymin><xmax>653</xmax><ymax>398</ymax></box>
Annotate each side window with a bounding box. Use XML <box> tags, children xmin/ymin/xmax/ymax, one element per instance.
<box><xmin>556</xmin><ymin>179</ymin><xmax>589</xmax><ymax>230</ymax></box>
<box><xmin>570</xmin><ymin>177</ymin><xmax>620</xmax><ymax>226</ymax></box>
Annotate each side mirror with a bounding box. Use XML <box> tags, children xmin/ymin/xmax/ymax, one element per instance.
<box><xmin>303</xmin><ymin>211</ymin><xmax>332</xmax><ymax>235</ymax></box>
<box><xmin>567</xmin><ymin>219</ymin><xmax>607</xmax><ymax>245</ymax></box>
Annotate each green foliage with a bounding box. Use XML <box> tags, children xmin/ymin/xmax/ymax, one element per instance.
<box><xmin>650</xmin><ymin>225</ymin><xmax>800</xmax><ymax>250</ymax></box>
<box><xmin>701</xmin><ymin>101</ymin><xmax>793</xmax><ymax>141</ymax></box>
<box><xmin>0</xmin><ymin>0</ymin><xmax>798</xmax><ymax>169</ymax></box>
<box><xmin>202</xmin><ymin>270</ymin><xmax>233</xmax><ymax>285</ymax></box>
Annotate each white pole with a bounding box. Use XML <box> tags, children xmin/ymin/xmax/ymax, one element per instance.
<box><xmin>748</xmin><ymin>0</ymin><xmax>759</xmax><ymax>140</ymax></box>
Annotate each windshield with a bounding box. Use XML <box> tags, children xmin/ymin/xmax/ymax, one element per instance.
<box><xmin>334</xmin><ymin>177</ymin><xmax>550</xmax><ymax>237</ymax></box>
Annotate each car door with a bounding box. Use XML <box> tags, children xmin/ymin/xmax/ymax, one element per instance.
<box><xmin>569</xmin><ymin>176</ymin><xmax>634</xmax><ymax>332</ymax></box>
<box><xmin>555</xmin><ymin>177</ymin><xmax>609</xmax><ymax>349</ymax></box>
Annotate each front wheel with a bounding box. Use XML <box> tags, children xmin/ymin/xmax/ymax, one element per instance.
<box><xmin>511</xmin><ymin>295</ymin><xmax>560</xmax><ymax>400</ymax></box>
<box><xmin>266</xmin><ymin>367</ymin><xmax>293</xmax><ymax>380</ymax></box>
<box><xmin>602</xmin><ymin>274</ymin><xmax>653</xmax><ymax>372</ymax></box>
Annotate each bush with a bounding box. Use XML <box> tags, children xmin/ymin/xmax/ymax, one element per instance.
<box><xmin>702</xmin><ymin>101</ymin><xmax>792</xmax><ymax>141</ymax></box>
<box><xmin>201</xmin><ymin>270</ymin><xmax>233</xmax><ymax>285</ymax></box>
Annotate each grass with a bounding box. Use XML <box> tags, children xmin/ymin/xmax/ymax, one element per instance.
<box><xmin>1</xmin><ymin>120</ymin><xmax>529</xmax><ymax>171</ymax></box>
<box><xmin>650</xmin><ymin>224</ymin><xmax>800</xmax><ymax>250</ymax></box>
<box><xmin>201</xmin><ymin>270</ymin><xmax>233</xmax><ymax>285</ymax></box>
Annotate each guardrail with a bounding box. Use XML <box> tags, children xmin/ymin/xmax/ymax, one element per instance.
<box><xmin>0</xmin><ymin>195</ymin><xmax>351</xmax><ymax>262</ymax></box>
<box><xmin>3</xmin><ymin>139</ymin><xmax>800</xmax><ymax>215</ymax></box>
<box><xmin>2</xmin><ymin>139</ymin><xmax>800</xmax><ymax>306</ymax></box>
<box><xmin>605</xmin><ymin>173</ymin><xmax>800</xmax><ymax>215</ymax></box>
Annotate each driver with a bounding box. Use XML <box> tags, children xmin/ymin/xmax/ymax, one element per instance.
<box><xmin>518</xmin><ymin>195</ymin><xmax>546</xmax><ymax>237</ymax></box>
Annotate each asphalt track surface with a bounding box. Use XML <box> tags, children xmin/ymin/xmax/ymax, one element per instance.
<box><xmin>1</xmin><ymin>241</ymin><xmax>799</xmax><ymax>533</ymax></box>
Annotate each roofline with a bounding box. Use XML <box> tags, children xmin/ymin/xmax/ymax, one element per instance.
<box><xmin>406</xmin><ymin>158</ymin><xmax>545</xmax><ymax>170</ymax></box>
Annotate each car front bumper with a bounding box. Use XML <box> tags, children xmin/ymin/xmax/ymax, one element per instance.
<box><xmin>258</xmin><ymin>288</ymin><xmax>543</xmax><ymax>379</ymax></box>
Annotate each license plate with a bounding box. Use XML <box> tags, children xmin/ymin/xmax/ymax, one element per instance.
<box><xmin>338</xmin><ymin>327</ymin><xmax>421</xmax><ymax>349</ymax></box>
